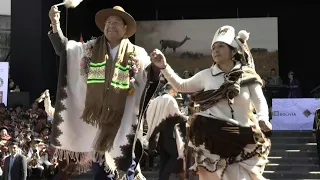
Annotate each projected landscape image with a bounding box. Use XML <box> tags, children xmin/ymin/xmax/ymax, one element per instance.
<box><xmin>135</xmin><ymin>17</ymin><xmax>278</xmax><ymax>78</ymax></box>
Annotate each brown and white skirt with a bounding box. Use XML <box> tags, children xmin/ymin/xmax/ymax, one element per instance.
<box><xmin>187</xmin><ymin>115</ymin><xmax>271</xmax><ymax>180</ymax></box>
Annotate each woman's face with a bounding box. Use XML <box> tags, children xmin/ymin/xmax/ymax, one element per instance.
<box><xmin>211</xmin><ymin>42</ymin><xmax>233</xmax><ymax>64</ymax></box>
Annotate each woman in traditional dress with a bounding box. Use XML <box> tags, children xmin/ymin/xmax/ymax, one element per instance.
<box><xmin>151</xmin><ymin>25</ymin><xmax>272</xmax><ymax>180</ymax></box>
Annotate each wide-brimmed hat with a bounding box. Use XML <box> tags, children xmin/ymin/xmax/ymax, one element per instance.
<box><xmin>95</xmin><ymin>6</ymin><xmax>136</xmax><ymax>38</ymax></box>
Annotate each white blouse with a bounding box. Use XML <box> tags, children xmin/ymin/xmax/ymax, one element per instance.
<box><xmin>161</xmin><ymin>62</ymin><xmax>269</xmax><ymax>127</ymax></box>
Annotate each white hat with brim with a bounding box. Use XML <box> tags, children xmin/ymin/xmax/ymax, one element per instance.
<box><xmin>95</xmin><ymin>6</ymin><xmax>136</xmax><ymax>38</ymax></box>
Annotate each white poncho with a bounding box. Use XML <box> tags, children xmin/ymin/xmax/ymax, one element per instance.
<box><xmin>49</xmin><ymin>31</ymin><xmax>152</xmax><ymax>177</ymax></box>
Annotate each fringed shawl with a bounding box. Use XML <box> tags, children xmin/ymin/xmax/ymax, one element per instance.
<box><xmin>191</xmin><ymin>65</ymin><xmax>263</xmax><ymax>116</ymax></box>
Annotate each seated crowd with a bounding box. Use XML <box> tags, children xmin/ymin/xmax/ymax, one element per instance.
<box><xmin>0</xmin><ymin>101</ymin><xmax>58</xmax><ymax>179</ymax></box>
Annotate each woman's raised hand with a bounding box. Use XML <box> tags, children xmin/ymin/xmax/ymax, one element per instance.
<box><xmin>150</xmin><ymin>49</ymin><xmax>167</xmax><ymax>69</ymax></box>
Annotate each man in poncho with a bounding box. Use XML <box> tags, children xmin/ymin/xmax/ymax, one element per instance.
<box><xmin>48</xmin><ymin>5</ymin><xmax>160</xmax><ymax>180</ymax></box>
<box><xmin>143</xmin><ymin>83</ymin><xmax>187</xmax><ymax>180</ymax></box>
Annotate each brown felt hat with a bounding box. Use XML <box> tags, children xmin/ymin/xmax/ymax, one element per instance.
<box><xmin>95</xmin><ymin>6</ymin><xmax>136</xmax><ymax>38</ymax></box>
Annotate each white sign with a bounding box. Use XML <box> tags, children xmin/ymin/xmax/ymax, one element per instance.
<box><xmin>271</xmin><ymin>98</ymin><xmax>320</xmax><ymax>130</ymax></box>
<box><xmin>0</xmin><ymin>0</ymin><xmax>10</xmax><ymax>15</ymax></box>
<box><xmin>0</xmin><ymin>62</ymin><xmax>9</xmax><ymax>105</ymax></box>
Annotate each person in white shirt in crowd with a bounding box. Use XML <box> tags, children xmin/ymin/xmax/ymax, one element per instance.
<box><xmin>151</xmin><ymin>25</ymin><xmax>272</xmax><ymax>180</ymax></box>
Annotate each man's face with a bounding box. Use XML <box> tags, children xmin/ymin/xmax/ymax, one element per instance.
<box><xmin>104</xmin><ymin>16</ymin><xmax>127</xmax><ymax>42</ymax></box>
<box><xmin>40</xmin><ymin>118</ymin><xmax>46</xmax><ymax>123</ymax></box>
<box><xmin>270</xmin><ymin>70</ymin><xmax>276</xmax><ymax>76</ymax></box>
<box><xmin>0</xmin><ymin>107</ymin><xmax>5</xmax><ymax>113</ymax></box>
<box><xmin>31</xmin><ymin>142</ymin><xmax>38</xmax><ymax>149</ymax></box>
<box><xmin>9</xmin><ymin>145</ymin><xmax>18</xmax><ymax>154</ymax></box>
<box><xmin>42</xmin><ymin>129</ymin><xmax>49</xmax><ymax>136</ymax></box>
<box><xmin>9</xmin><ymin>82</ymin><xmax>14</xmax><ymax>88</ymax></box>
<box><xmin>183</xmin><ymin>71</ymin><xmax>190</xmax><ymax>78</ymax></box>
<box><xmin>288</xmin><ymin>74</ymin><xmax>293</xmax><ymax>79</ymax></box>
<box><xmin>11</xmin><ymin>116</ymin><xmax>17</xmax><ymax>121</ymax></box>
<box><xmin>169</xmin><ymin>89</ymin><xmax>177</xmax><ymax>97</ymax></box>
<box><xmin>4</xmin><ymin>119</ymin><xmax>10</xmax><ymax>125</ymax></box>
<box><xmin>25</xmin><ymin>131</ymin><xmax>31</xmax><ymax>137</ymax></box>
<box><xmin>15</xmin><ymin>107</ymin><xmax>21</xmax><ymax>113</ymax></box>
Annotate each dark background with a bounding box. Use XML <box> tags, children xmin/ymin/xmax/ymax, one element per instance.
<box><xmin>10</xmin><ymin>0</ymin><xmax>319</xmax><ymax>101</ymax></box>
